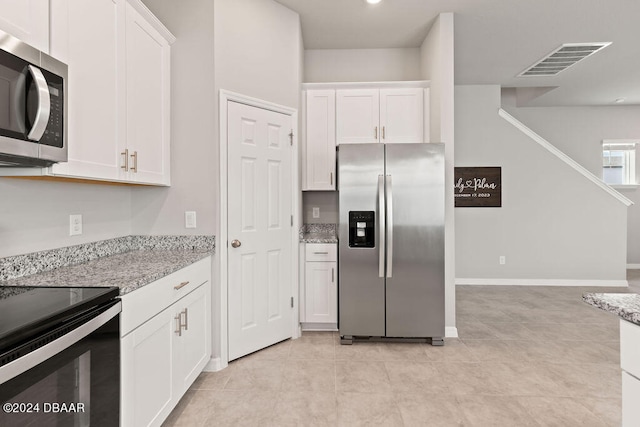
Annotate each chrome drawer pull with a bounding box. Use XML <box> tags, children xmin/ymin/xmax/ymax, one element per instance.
<box><xmin>174</xmin><ymin>281</ymin><xmax>190</xmax><ymax>290</ymax></box>
<box><xmin>313</xmin><ymin>252</ymin><xmax>329</xmax><ymax>254</ymax></box>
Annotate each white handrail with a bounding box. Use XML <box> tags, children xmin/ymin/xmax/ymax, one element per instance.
<box><xmin>498</xmin><ymin>108</ymin><xmax>633</xmax><ymax>207</ymax></box>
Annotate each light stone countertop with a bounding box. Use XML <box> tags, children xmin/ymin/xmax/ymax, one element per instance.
<box><xmin>583</xmin><ymin>293</ymin><xmax>640</xmax><ymax>325</ymax></box>
<box><xmin>0</xmin><ymin>236</ymin><xmax>214</xmax><ymax>296</ymax></box>
<box><xmin>300</xmin><ymin>224</ymin><xmax>338</xmax><ymax>243</ymax></box>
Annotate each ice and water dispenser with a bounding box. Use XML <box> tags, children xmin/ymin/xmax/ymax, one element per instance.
<box><xmin>348</xmin><ymin>211</ymin><xmax>375</xmax><ymax>248</ymax></box>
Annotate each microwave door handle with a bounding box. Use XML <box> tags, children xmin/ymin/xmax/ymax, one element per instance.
<box><xmin>26</xmin><ymin>65</ymin><xmax>51</xmax><ymax>141</ymax></box>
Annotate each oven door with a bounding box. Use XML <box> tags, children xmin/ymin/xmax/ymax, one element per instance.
<box><xmin>0</xmin><ymin>301</ymin><xmax>121</xmax><ymax>427</ymax></box>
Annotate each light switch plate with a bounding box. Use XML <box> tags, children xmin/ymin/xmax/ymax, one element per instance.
<box><xmin>312</xmin><ymin>207</ymin><xmax>320</xmax><ymax>218</ymax></box>
<box><xmin>185</xmin><ymin>211</ymin><xmax>197</xmax><ymax>229</ymax></box>
<box><xmin>69</xmin><ymin>214</ymin><xmax>82</xmax><ymax>236</ymax></box>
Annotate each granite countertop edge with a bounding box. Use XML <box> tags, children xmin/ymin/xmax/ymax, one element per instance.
<box><xmin>0</xmin><ymin>235</ymin><xmax>215</xmax><ymax>296</ymax></box>
<box><xmin>583</xmin><ymin>293</ymin><xmax>640</xmax><ymax>326</ymax></box>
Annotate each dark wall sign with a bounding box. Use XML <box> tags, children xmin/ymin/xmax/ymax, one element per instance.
<box><xmin>454</xmin><ymin>167</ymin><xmax>501</xmax><ymax>207</ymax></box>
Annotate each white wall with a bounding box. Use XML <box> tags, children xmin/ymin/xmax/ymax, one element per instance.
<box><xmin>304</xmin><ymin>48</ymin><xmax>421</xmax><ymax>83</ymax></box>
<box><xmin>134</xmin><ymin>0</ymin><xmax>216</xmax><ymax>237</ymax></box>
<box><xmin>501</xmin><ymin>92</ymin><xmax>640</xmax><ymax>265</ymax></box>
<box><xmin>456</xmin><ymin>85</ymin><xmax>628</xmax><ymax>282</ymax></box>
<box><xmin>420</xmin><ymin>13</ymin><xmax>456</xmax><ymax>333</ymax></box>
<box><xmin>0</xmin><ymin>179</ymin><xmax>131</xmax><ymax>258</ymax></box>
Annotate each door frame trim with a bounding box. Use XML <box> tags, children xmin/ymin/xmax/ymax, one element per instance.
<box><xmin>218</xmin><ymin>90</ymin><xmax>300</xmax><ymax>368</ymax></box>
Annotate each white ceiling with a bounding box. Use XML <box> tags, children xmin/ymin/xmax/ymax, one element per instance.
<box><xmin>273</xmin><ymin>0</ymin><xmax>640</xmax><ymax>106</ymax></box>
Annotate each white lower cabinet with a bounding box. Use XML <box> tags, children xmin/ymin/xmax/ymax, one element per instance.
<box><xmin>621</xmin><ymin>318</ymin><xmax>640</xmax><ymax>426</ymax></box>
<box><xmin>622</xmin><ymin>371</ymin><xmax>640</xmax><ymax>426</ymax></box>
<box><xmin>301</xmin><ymin>243</ymin><xmax>337</xmax><ymax>329</ymax></box>
<box><xmin>120</xmin><ymin>257</ymin><xmax>211</xmax><ymax>427</ymax></box>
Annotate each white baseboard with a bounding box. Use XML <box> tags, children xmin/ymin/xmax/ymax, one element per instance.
<box><xmin>455</xmin><ymin>278</ymin><xmax>628</xmax><ymax>287</ymax></box>
<box><xmin>627</xmin><ymin>264</ymin><xmax>640</xmax><ymax>269</ymax></box>
<box><xmin>445</xmin><ymin>326</ymin><xmax>458</xmax><ymax>338</ymax></box>
<box><xmin>203</xmin><ymin>357</ymin><xmax>226</xmax><ymax>372</ymax></box>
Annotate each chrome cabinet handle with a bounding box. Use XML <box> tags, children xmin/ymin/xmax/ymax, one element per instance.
<box><xmin>130</xmin><ymin>151</ymin><xmax>138</xmax><ymax>173</ymax></box>
<box><xmin>231</xmin><ymin>239</ymin><xmax>242</xmax><ymax>248</ymax></box>
<box><xmin>121</xmin><ymin>149</ymin><xmax>129</xmax><ymax>171</ymax></box>
<box><xmin>174</xmin><ymin>281</ymin><xmax>190</xmax><ymax>290</ymax></box>
<box><xmin>330</xmin><ymin>172</ymin><xmax>333</xmax><ymax>186</ymax></box>
<box><xmin>378</xmin><ymin>174</ymin><xmax>385</xmax><ymax>278</ymax></box>
<box><xmin>26</xmin><ymin>65</ymin><xmax>51</xmax><ymax>141</ymax></box>
<box><xmin>313</xmin><ymin>251</ymin><xmax>329</xmax><ymax>254</ymax></box>
<box><xmin>174</xmin><ymin>308</ymin><xmax>188</xmax><ymax>335</ymax></box>
<box><xmin>382</xmin><ymin>126</ymin><xmax>386</xmax><ymax>140</ymax></box>
<box><xmin>174</xmin><ymin>314</ymin><xmax>182</xmax><ymax>336</ymax></box>
<box><xmin>332</xmin><ymin>268</ymin><xmax>335</xmax><ymax>283</ymax></box>
<box><xmin>375</xmin><ymin>126</ymin><xmax>378</xmax><ymax>140</ymax></box>
<box><xmin>386</xmin><ymin>174</ymin><xmax>393</xmax><ymax>278</ymax></box>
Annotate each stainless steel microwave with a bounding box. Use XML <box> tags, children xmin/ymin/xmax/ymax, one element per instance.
<box><xmin>0</xmin><ymin>30</ymin><xmax>67</xmax><ymax>167</ymax></box>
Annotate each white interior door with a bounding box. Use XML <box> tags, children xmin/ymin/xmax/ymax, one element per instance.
<box><xmin>227</xmin><ymin>101</ymin><xmax>293</xmax><ymax>361</ymax></box>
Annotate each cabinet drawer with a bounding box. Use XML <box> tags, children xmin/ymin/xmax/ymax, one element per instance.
<box><xmin>120</xmin><ymin>257</ymin><xmax>211</xmax><ymax>336</ymax></box>
<box><xmin>621</xmin><ymin>319</ymin><xmax>640</xmax><ymax>379</ymax></box>
<box><xmin>305</xmin><ymin>243</ymin><xmax>337</xmax><ymax>262</ymax></box>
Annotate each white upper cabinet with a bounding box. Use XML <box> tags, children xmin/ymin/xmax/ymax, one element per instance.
<box><xmin>380</xmin><ymin>88</ymin><xmax>424</xmax><ymax>144</ymax></box>
<box><xmin>336</xmin><ymin>89</ymin><xmax>380</xmax><ymax>144</ymax></box>
<box><xmin>49</xmin><ymin>0</ymin><xmax>126</xmax><ymax>182</ymax></box>
<box><xmin>336</xmin><ymin>87</ymin><xmax>424</xmax><ymax>144</ymax></box>
<box><xmin>0</xmin><ymin>0</ymin><xmax>49</xmax><ymax>52</ymax></box>
<box><xmin>124</xmin><ymin>1</ymin><xmax>171</xmax><ymax>185</ymax></box>
<box><xmin>1</xmin><ymin>0</ymin><xmax>173</xmax><ymax>185</ymax></box>
<box><xmin>304</xmin><ymin>89</ymin><xmax>336</xmax><ymax>190</ymax></box>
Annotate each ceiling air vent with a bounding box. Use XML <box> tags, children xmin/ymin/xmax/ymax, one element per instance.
<box><xmin>518</xmin><ymin>42</ymin><xmax>611</xmax><ymax>77</ymax></box>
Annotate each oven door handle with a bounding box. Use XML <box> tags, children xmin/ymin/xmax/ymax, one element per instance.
<box><xmin>26</xmin><ymin>65</ymin><xmax>51</xmax><ymax>141</ymax></box>
<box><xmin>0</xmin><ymin>301</ymin><xmax>121</xmax><ymax>384</ymax></box>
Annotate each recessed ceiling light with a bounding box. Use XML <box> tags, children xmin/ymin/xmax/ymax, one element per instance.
<box><xmin>366</xmin><ymin>0</ymin><xmax>382</xmax><ymax>4</ymax></box>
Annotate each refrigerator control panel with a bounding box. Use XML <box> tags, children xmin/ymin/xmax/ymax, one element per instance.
<box><xmin>349</xmin><ymin>211</ymin><xmax>375</xmax><ymax>248</ymax></box>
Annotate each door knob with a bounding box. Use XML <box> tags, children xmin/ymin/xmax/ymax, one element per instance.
<box><xmin>231</xmin><ymin>239</ymin><xmax>242</xmax><ymax>248</ymax></box>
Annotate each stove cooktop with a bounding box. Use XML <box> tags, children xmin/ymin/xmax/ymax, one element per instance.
<box><xmin>0</xmin><ymin>286</ymin><xmax>119</xmax><ymax>355</ymax></box>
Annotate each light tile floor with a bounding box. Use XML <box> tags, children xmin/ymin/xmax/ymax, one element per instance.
<box><xmin>163</xmin><ymin>273</ymin><xmax>640</xmax><ymax>426</ymax></box>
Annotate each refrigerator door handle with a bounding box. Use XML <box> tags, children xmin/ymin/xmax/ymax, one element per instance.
<box><xmin>378</xmin><ymin>174</ymin><xmax>385</xmax><ymax>278</ymax></box>
<box><xmin>386</xmin><ymin>174</ymin><xmax>393</xmax><ymax>278</ymax></box>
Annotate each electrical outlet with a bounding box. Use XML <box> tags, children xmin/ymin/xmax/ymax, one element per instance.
<box><xmin>499</xmin><ymin>256</ymin><xmax>506</xmax><ymax>265</ymax></box>
<box><xmin>312</xmin><ymin>207</ymin><xmax>320</xmax><ymax>219</ymax></box>
<box><xmin>69</xmin><ymin>214</ymin><xmax>82</xmax><ymax>236</ymax></box>
<box><xmin>185</xmin><ymin>211</ymin><xmax>197</xmax><ymax>229</ymax></box>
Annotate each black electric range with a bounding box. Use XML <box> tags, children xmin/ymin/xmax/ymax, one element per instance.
<box><xmin>0</xmin><ymin>286</ymin><xmax>120</xmax><ymax>367</ymax></box>
<box><xmin>0</xmin><ymin>286</ymin><xmax>121</xmax><ymax>426</ymax></box>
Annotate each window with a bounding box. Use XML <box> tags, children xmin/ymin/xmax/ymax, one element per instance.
<box><xmin>602</xmin><ymin>140</ymin><xmax>637</xmax><ymax>185</ymax></box>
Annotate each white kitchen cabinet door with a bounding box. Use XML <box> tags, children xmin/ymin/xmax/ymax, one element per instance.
<box><xmin>622</xmin><ymin>371</ymin><xmax>640</xmax><ymax>426</ymax></box>
<box><xmin>172</xmin><ymin>283</ymin><xmax>211</xmax><ymax>397</ymax></box>
<box><xmin>305</xmin><ymin>90</ymin><xmax>336</xmax><ymax>190</ymax></box>
<box><xmin>304</xmin><ymin>261</ymin><xmax>337</xmax><ymax>324</ymax></box>
<box><xmin>121</xmin><ymin>307</ymin><xmax>175</xmax><ymax>427</ymax></box>
<box><xmin>124</xmin><ymin>1</ymin><xmax>171</xmax><ymax>185</ymax></box>
<box><xmin>49</xmin><ymin>0</ymin><xmax>127</xmax><ymax>181</ymax></box>
<box><xmin>0</xmin><ymin>0</ymin><xmax>49</xmax><ymax>52</ymax></box>
<box><xmin>380</xmin><ymin>88</ymin><xmax>424</xmax><ymax>144</ymax></box>
<box><xmin>336</xmin><ymin>89</ymin><xmax>380</xmax><ymax>144</ymax></box>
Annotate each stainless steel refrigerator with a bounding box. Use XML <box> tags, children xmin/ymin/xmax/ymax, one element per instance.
<box><xmin>338</xmin><ymin>143</ymin><xmax>445</xmax><ymax>345</ymax></box>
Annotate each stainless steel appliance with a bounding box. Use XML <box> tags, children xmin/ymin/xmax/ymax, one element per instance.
<box><xmin>0</xmin><ymin>30</ymin><xmax>67</xmax><ymax>167</ymax></box>
<box><xmin>0</xmin><ymin>286</ymin><xmax>121</xmax><ymax>426</ymax></box>
<box><xmin>338</xmin><ymin>143</ymin><xmax>445</xmax><ymax>345</ymax></box>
